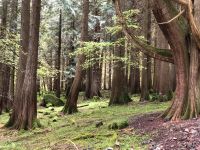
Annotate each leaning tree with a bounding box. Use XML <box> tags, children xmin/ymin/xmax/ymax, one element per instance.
<box><xmin>62</xmin><ymin>0</ymin><xmax>89</xmax><ymax>114</ymax></box>
<box><xmin>113</xmin><ymin>0</ymin><xmax>200</xmax><ymax>120</ymax></box>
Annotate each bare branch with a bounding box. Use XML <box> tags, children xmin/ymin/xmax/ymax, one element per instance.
<box><xmin>158</xmin><ymin>9</ymin><xmax>185</xmax><ymax>25</ymax></box>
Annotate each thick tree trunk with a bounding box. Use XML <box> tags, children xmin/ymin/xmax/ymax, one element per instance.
<box><xmin>10</xmin><ymin>0</ymin><xmax>30</xmax><ymax>120</ymax></box>
<box><xmin>63</xmin><ymin>0</ymin><xmax>89</xmax><ymax>114</ymax></box>
<box><xmin>153</xmin><ymin>0</ymin><xmax>199</xmax><ymax>120</ymax></box>
<box><xmin>114</xmin><ymin>0</ymin><xmax>200</xmax><ymax>120</ymax></box>
<box><xmin>7</xmin><ymin>0</ymin><xmax>41</xmax><ymax>129</ymax></box>
<box><xmin>109</xmin><ymin>32</ymin><xmax>131</xmax><ymax>105</ymax></box>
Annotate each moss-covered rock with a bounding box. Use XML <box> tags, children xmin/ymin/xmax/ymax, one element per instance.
<box><xmin>108</xmin><ymin>120</ymin><xmax>129</xmax><ymax>130</ymax></box>
<box><xmin>40</xmin><ymin>94</ymin><xmax>64</xmax><ymax>107</ymax></box>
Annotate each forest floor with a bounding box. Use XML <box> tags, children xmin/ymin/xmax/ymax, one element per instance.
<box><xmin>0</xmin><ymin>94</ymin><xmax>170</xmax><ymax>150</ymax></box>
<box><xmin>130</xmin><ymin>113</ymin><xmax>200</xmax><ymax>150</ymax></box>
<box><xmin>1</xmin><ymin>96</ymin><xmax>200</xmax><ymax>150</ymax></box>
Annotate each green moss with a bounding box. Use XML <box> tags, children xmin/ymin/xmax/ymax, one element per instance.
<box><xmin>42</xmin><ymin>94</ymin><xmax>64</xmax><ymax>107</ymax></box>
<box><xmin>108</xmin><ymin>120</ymin><xmax>129</xmax><ymax>130</ymax></box>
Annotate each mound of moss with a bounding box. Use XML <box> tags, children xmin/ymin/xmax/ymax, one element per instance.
<box><xmin>108</xmin><ymin>120</ymin><xmax>129</xmax><ymax>130</ymax></box>
<box><xmin>40</xmin><ymin>94</ymin><xmax>64</xmax><ymax>107</ymax></box>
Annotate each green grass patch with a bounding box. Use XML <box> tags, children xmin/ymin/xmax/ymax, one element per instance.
<box><xmin>0</xmin><ymin>97</ymin><xmax>169</xmax><ymax>150</ymax></box>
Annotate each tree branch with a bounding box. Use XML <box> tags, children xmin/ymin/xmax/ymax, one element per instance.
<box><xmin>114</xmin><ymin>0</ymin><xmax>174</xmax><ymax>63</ymax></box>
<box><xmin>172</xmin><ymin>0</ymin><xmax>200</xmax><ymax>50</ymax></box>
<box><xmin>158</xmin><ymin>9</ymin><xmax>185</xmax><ymax>25</ymax></box>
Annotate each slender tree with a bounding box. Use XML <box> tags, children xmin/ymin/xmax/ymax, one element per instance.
<box><xmin>9</xmin><ymin>0</ymin><xmax>19</xmax><ymax>101</ymax></box>
<box><xmin>54</xmin><ymin>10</ymin><xmax>62</xmax><ymax>98</ymax></box>
<box><xmin>63</xmin><ymin>0</ymin><xmax>89</xmax><ymax>114</ymax></box>
<box><xmin>140</xmin><ymin>0</ymin><xmax>151</xmax><ymax>101</ymax></box>
<box><xmin>0</xmin><ymin>0</ymin><xmax>11</xmax><ymax>114</ymax></box>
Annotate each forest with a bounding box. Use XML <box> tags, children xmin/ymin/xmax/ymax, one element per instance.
<box><xmin>0</xmin><ymin>0</ymin><xmax>200</xmax><ymax>149</ymax></box>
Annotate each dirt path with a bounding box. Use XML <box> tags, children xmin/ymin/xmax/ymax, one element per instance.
<box><xmin>129</xmin><ymin>113</ymin><xmax>200</xmax><ymax>150</ymax></box>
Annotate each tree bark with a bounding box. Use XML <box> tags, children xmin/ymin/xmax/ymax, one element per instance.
<box><xmin>152</xmin><ymin>0</ymin><xmax>195</xmax><ymax>120</ymax></box>
<box><xmin>11</xmin><ymin>0</ymin><xmax>30</xmax><ymax>120</ymax></box>
<box><xmin>7</xmin><ymin>0</ymin><xmax>41</xmax><ymax>129</ymax></box>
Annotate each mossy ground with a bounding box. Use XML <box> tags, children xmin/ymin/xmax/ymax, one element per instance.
<box><xmin>0</xmin><ymin>94</ymin><xmax>169</xmax><ymax>150</ymax></box>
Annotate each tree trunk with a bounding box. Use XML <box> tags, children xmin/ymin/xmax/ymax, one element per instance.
<box><xmin>53</xmin><ymin>10</ymin><xmax>62</xmax><ymax>98</ymax></box>
<box><xmin>0</xmin><ymin>64</ymin><xmax>11</xmax><ymax>114</ymax></box>
<box><xmin>7</xmin><ymin>0</ymin><xmax>41</xmax><ymax>129</ymax></box>
<box><xmin>153</xmin><ymin>28</ymin><xmax>176</xmax><ymax>95</ymax></box>
<box><xmin>9</xmin><ymin>0</ymin><xmax>18</xmax><ymax>101</ymax></box>
<box><xmin>0</xmin><ymin>0</ymin><xmax>11</xmax><ymax>114</ymax></box>
<box><xmin>129</xmin><ymin>48</ymin><xmax>140</xmax><ymax>94</ymax></box>
<box><xmin>140</xmin><ymin>0</ymin><xmax>151</xmax><ymax>101</ymax></box>
<box><xmin>152</xmin><ymin>0</ymin><xmax>194</xmax><ymax>120</ymax></box>
<box><xmin>10</xmin><ymin>0</ymin><xmax>30</xmax><ymax>120</ymax></box>
<box><xmin>109</xmin><ymin>32</ymin><xmax>131</xmax><ymax>105</ymax></box>
<box><xmin>62</xmin><ymin>0</ymin><xmax>89</xmax><ymax>114</ymax></box>
<box><xmin>48</xmin><ymin>48</ymin><xmax>53</xmax><ymax>91</ymax></box>
<box><xmin>140</xmin><ymin>54</ymin><xmax>150</xmax><ymax>101</ymax></box>
<box><xmin>85</xmin><ymin>6</ymin><xmax>102</xmax><ymax>99</ymax></box>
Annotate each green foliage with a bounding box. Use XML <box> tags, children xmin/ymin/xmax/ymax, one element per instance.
<box><xmin>0</xmin><ymin>31</ymin><xmax>20</xmax><ymax>66</ymax></box>
<box><xmin>107</xmin><ymin>9</ymin><xmax>140</xmax><ymax>35</ymax></box>
<box><xmin>151</xmin><ymin>91</ymin><xmax>173</xmax><ymax>102</ymax></box>
<box><xmin>37</xmin><ymin>60</ymin><xmax>57</xmax><ymax>78</ymax></box>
